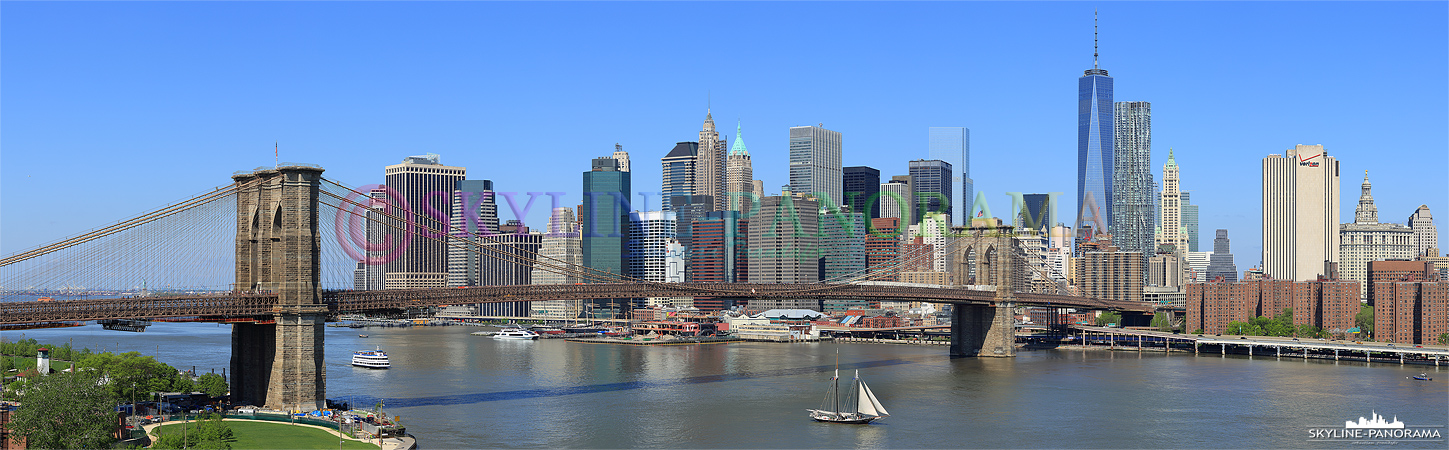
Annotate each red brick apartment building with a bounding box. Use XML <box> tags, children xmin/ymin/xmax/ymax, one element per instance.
<box><xmin>1186</xmin><ymin>279</ymin><xmax>1359</xmax><ymax>335</ymax></box>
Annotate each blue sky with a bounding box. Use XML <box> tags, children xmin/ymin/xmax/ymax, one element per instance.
<box><xmin>3</xmin><ymin>1</ymin><xmax>1446</xmax><ymax>269</ymax></box>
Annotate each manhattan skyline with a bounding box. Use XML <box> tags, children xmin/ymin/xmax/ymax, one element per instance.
<box><xmin>2</xmin><ymin>2</ymin><xmax>1445</xmax><ymax>269</ymax></box>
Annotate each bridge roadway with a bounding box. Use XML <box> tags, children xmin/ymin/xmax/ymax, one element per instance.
<box><xmin>0</xmin><ymin>282</ymin><xmax>1152</xmax><ymax>326</ymax></box>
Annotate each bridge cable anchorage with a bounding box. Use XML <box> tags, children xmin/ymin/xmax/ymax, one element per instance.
<box><xmin>319</xmin><ymin>178</ymin><xmax>641</xmax><ymax>285</ymax></box>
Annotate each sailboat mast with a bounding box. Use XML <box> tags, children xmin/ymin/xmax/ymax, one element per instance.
<box><xmin>834</xmin><ymin>349</ymin><xmax>840</xmax><ymax>415</ymax></box>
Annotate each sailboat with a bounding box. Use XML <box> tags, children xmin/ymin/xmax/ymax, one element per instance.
<box><xmin>807</xmin><ymin>369</ymin><xmax>889</xmax><ymax>424</ymax></box>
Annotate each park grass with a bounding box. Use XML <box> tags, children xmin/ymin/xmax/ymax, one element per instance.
<box><xmin>154</xmin><ymin>420</ymin><xmax>381</xmax><ymax>449</ymax></box>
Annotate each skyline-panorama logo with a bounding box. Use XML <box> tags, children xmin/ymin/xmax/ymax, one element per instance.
<box><xmin>1307</xmin><ymin>410</ymin><xmax>1444</xmax><ymax>444</ymax></box>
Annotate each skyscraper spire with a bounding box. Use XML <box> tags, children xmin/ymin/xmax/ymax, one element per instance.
<box><xmin>1094</xmin><ymin>9</ymin><xmax>1099</xmax><ymax>69</ymax></box>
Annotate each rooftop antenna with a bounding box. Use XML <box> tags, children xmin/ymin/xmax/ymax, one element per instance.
<box><xmin>1093</xmin><ymin>9</ymin><xmax>1099</xmax><ymax>69</ymax></box>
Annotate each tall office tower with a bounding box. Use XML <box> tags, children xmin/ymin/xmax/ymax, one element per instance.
<box><xmin>696</xmin><ymin>110</ymin><xmax>728</xmax><ymax>211</ymax></box>
<box><xmin>625</xmin><ymin>211</ymin><xmax>680</xmax><ymax>282</ymax></box>
<box><xmin>843</xmin><ymin>166</ymin><xmax>881</xmax><ymax>219</ymax></box>
<box><xmin>1015</xmin><ymin>193</ymin><xmax>1057</xmax><ymax>232</ymax></box>
<box><xmin>480</xmin><ymin>220</ymin><xmax>542</xmax><ymax>286</ymax></box>
<box><xmin>1408</xmin><ymin>205</ymin><xmax>1438</xmax><ymax>257</ymax></box>
<box><xmin>1077</xmin><ymin>15</ymin><xmax>1115</xmax><ymax>246</ymax></box>
<box><xmin>582</xmin><ymin>156</ymin><xmax>631</xmax><ymax>280</ymax></box>
<box><xmin>789</xmin><ymin>125</ymin><xmax>843</xmax><ymax>205</ymax></box>
<box><xmin>384</xmin><ymin>154</ymin><xmax>466</xmax><ymax>289</ymax></box>
<box><xmin>1206</xmin><ymin>229</ymin><xmax>1239</xmax><ymax>282</ymax></box>
<box><xmin>866</xmin><ymin>217</ymin><xmax>902</xmax><ymax>270</ymax></box>
<box><xmin>879</xmin><ymin>176</ymin><xmax>913</xmax><ymax>225</ymax></box>
<box><xmin>908</xmin><ymin>160</ymin><xmax>953</xmax><ymax>225</ymax></box>
<box><xmin>661</xmin><ymin>142</ymin><xmax>698</xmax><ymax>212</ymax></box>
<box><xmin>1111</xmin><ymin>101</ymin><xmax>1154</xmax><ymax>256</ymax></box>
<box><xmin>1263</xmin><ymin>144</ymin><xmax>1341</xmax><ymax>281</ymax></box>
<box><xmin>726</xmin><ymin>122</ymin><xmax>756</xmax><ymax>213</ymax></box>
<box><xmin>447</xmin><ymin>180</ymin><xmax>500</xmax><ymax>287</ymax></box>
<box><xmin>688</xmin><ymin>211</ymin><xmax>748</xmax><ymax>283</ymax></box>
<box><xmin>1339</xmin><ymin>172</ymin><xmax>1414</xmax><ymax>298</ymax></box>
<box><xmin>1182</xmin><ymin>192</ymin><xmax>1200</xmax><ymax>252</ymax></box>
<box><xmin>1155</xmin><ymin>149</ymin><xmax>1189</xmax><ymax>254</ymax></box>
<box><xmin>353</xmin><ymin>262</ymin><xmax>368</xmax><ymax>290</ymax></box>
<box><xmin>532</xmin><ymin>207</ymin><xmax>583</xmax><ymax>285</ymax></box>
<box><xmin>612</xmin><ymin>144</ymin><xmax>630</xmax><ymax>173</ymax></box>
<box><xmin>928</xmin><ymin>127</ymin><xmax>971</xmax><ymax>226</ymax></box>
<box><xmin>820</xmin><ymin>209</ymin><xmax>866</xmax><ymax>280</ymax></box>
<box><xmin>747</xmin><ymin>195</ymin><xmax>820</xmax><ymax>283</ymax></box>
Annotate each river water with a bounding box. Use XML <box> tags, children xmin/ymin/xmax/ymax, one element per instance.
<box><xmin>8</xmin><ymin>323</ymin><xmax>1446</xmax><ymax>448</ymax></box>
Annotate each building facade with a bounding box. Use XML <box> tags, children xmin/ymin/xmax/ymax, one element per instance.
<box><xmin>928</xmin><ymin>127</ymin><xmax>971</xmax><ymax>226</ymax></box>
<box><xmin>384</xmin><ymin>154</ymin><xmax>466</xmax><ymax>289</ymax></box>
<box><xmin>582</xmin><ymin>156</ymin><xmax>630</xmax><ymax>280</ymax></box>
<box><xmin>696</xmin><ymin>111</ymin><xmax>728</xmax><ymax>211</ymax></box>
<box><xmin>879</xmin><ymin>176</ymin><xmax>913</xmax><ymax>226</ymax></box>
<box><xmin>788</xmin><ymin>125</ymin><xmax>843</xmax><ymax>206</ymax></box>
<box><xmin>532</xmin><ymin>207</ymin><xmax>583</xmax><ymax>286</ymax></box>
<box><xmin>1182</xmin><ymin>191</ymin><xmax>1200</xmax><ymax>252</ymax></box>
<box><xmin>820</xmin><ymin>209</ymin><xmax>866</xmax><ymax>281</ymax></box>
<box><xmin>1262</xmin><ymin>144</ymin><xmax>1341</xmax><ymax>281</ymax></box>
<box><xmin>1205</xmin><ymin>229</ymin><xmax>1239</xmax><ymax>282</ymax></box>
<box><xmin>661</xmin><ymin>142</ymin><xmax>698</xmax><ymax>212</ymax></box>
<box><xmin>625</xmin><ymin>211</ymin><xmax>681</xmax><ymax>283</ymax></box>
<box><xmin>1111</xmin><ymin>101</ymin><xmax>1154</xmax><ymax>257</ymax></box>
<box><xmin>726</xmin><ymin>122</ymin><xmax>756</xmax><ymax>213</ymax></box>
<box><xmin>747</xmin><ymin>195</ymin><xmax>820</xmax><ymax>283</ymax></box>
<box><xmin>866</xmin><ymin>217</ymin><xmax>902</xmax><ymax>272</ymax></box>
<box><xmin>1408</xmin><ymin>205</ymin><xmax>1438</xmax><ymax>257</ymax></box>
<box><xmin>1074</xmin><ymin>246</ymin><xmax>1144</xmax><ymax>304</ymax></box>
<box><xmin>1155</xmin><ymin>149</ymin><xmax>1189</xmax><ymax>255</ymax></box>
<box><xmin>1185</xmin><ymin>279</ymin><xmax>1359</xmax><ymax>335</ymax></box>
<box><xmin>688</xmin><ymin>211</ymin><xmax>748</xmax><ymax>283</ymax></box>
<box><xmin>908</xmin><ymin>159</ymin><xmax>953</xmax><ymax>226</ymax></box>
<box><xmin>1372</xmin><ymin>281</ymin><xmax>1448</xmax><ymax>344</ymax></box>
<box><xmin>1077</xmin><ymin>50</ymin><xmax>1115</xmax><ymax>244</ymax></box>
<box><xmin>843</xmin><ymin>166</ymin><xmax>881</xmax><ymax>219</ymax></box>
<box><xmin>1339</xmin><ymin>173</ymin><xmax>1414</xmax><ymax>298</ymax></box>
<box><xmin>447</xmin><ymin>179</ymin><xmax>500</xmax><ymax>287</ymax></box>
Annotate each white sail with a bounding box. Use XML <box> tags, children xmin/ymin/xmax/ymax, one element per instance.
<box><xmin>861</xmin><ymin>381</ymin><xmax>888</xmax><ymax>416</ymax></box>
<box><xmin>856</xmin><ymin>381</ymin><xmax>878</xmax><ymax>416</ymax></box>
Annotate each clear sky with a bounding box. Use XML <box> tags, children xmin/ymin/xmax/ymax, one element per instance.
<box><xmin>3</xmin><ymin>1</ymin><xmax>1446</xmax><ymax>270</ymax></box>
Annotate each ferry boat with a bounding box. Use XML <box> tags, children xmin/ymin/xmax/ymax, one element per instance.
<box><xmin>351</xmin><ymin>348</ymin><xmax>390</xmax><ymax>369</ymax></box>
<box><xmin>492</xmin><ymin>327</ymin><xmax>540</xmax><ymax>340</ymax></box>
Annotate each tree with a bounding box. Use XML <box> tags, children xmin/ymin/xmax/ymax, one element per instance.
<box><xmin>153</xmin><ymin>414</ymin><xmax>234</xmax><ymax>450</ymax></box>
<box><xmin>79</xmin><ymin>351</ymin><xmax>182</xmax><ymax>400</ymax></box>
<box><xmin>1096</xmin><ymin>311</ymin><xmax>1122</xmax><ymax>327</ymax></box>
<box><xmin>8</xmin><ymin>371</ymin><xmax>118</xmax><ymax>449</ymax></box>
<box><xmin>1439</xmin><ymin>333</ymin><xmax>1448</xmax><ymax>345</ymax></box>
<box><xmin>1150</xmin><ymin>313</ymin><xmax>1173</xmax><ymax>332</ymax></box>
<box><xmin>1354</xmin><ymin>305</ymin><xmax>1374</xmax><ymax>336</ymax></box>
<box><xmin>197</xmin><ymin>373</ymin><xmax>229</xmax><ymax>397</ymax></box>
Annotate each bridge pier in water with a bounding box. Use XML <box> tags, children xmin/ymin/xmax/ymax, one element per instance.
<box><xmin>231</xmin><ymin>165</ymin><xmax>327</xmax><ymax>412</ymax></box>
<box><xmin>949</xmin><ymin>223</ymin><xmax>1019</xmax><ymax>357</ymax></box>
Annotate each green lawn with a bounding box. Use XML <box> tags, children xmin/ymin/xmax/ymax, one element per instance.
<box><xmin>154</xmin><ymin>420</ymin><xmax>381</xmax><ymax>449</ymax></box>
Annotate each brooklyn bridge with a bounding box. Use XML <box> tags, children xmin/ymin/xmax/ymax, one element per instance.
<box><xmin>0</xmin><ymin>165</ymin><xmax>1152</xmax><ymax>412</ymax></box>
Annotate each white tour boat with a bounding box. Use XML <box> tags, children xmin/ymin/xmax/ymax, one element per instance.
<box><xmin>492</xmin><ymin>327</ymin><xmax>540</xmax><ymax>340</ymax></box>
<box><xmin>351</xmin><ymin>347</ymin><xmax>390</xmax><ymax>369</ymax></box>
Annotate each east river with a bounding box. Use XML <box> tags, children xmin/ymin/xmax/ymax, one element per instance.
<box><xmin>8</xmin><ymin>323</ymin><xmax>1446</xmax><ymax>448</ymax></box>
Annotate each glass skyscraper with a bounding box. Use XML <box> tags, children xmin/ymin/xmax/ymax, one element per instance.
<box><xmin>582</xmin><ymin>156</ymin><xmax>630</xmax><ymax>280</ymax></box>
<box><xmin>1111</xmin><ymin>101</ymin><xmax>1153</xmax><ymax>256</ymax></box>
<box><xmin>908</xmin><ymin>159</ymin><xmax>952</xmax><ymax>226</ymax></box>
<box><xmin>928</xmin><ymin>127</ymin><xmax>969</xmax><ymax>226</ymax></box>
<box><xmin>843</xmin><ymin>166</ymin><xmax>880</xmax><ymax>219</ymax></box>
<box><xmin>788</xmin><ymin>125</ymin><xmax>843</xmax><ymax>206</ymax></box>
<box><xmin>1077</xmin><ymin>52</ymin><xmax>1114</xmax><ymax>243</ymax></box>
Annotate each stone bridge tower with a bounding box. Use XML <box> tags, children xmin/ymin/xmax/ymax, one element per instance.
<box><xmin>231</xmin><ymin>165</ymin><xmax>326</xmax><ymax>411</ymax></box>
<box><xmin>949</xmin><ymin>221</ymin><xmax>1019</xmax><ymax>357</ymax></box>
